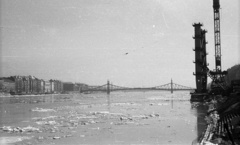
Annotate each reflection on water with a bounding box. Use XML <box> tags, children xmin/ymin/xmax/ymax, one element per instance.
<box><xmin>107</xmin><ymin>94</ymin><xmax>111</xmax><ymax>112</ymax></box>
<box><xmin>0</xmin><ymin>94</ymin><xmax>72</xmax><ymax>104</ymax></box>
<box><xmin>191</xmin><ymin>102</ymin><xmax>208</xmax><ymax>144</ymax></box>
<box><xmin>0</xmin><ymin>94</ymin><xmax>73</xmax><ymax>126</ymax></box>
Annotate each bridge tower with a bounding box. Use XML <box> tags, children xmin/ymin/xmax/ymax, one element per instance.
<box><xmin>171</xmin><ymin>79</ymin><xmax>173</xmax><ymax>94</ymax></box>
<box><xmin>107</xmin><ymin>80</ymin><xmax>110</xmax><ymax>94</ymax></box>
<box><xmin>193</xmin><ymin>23</ymin><xmax>208</xmax><ymax>93</ymax></box>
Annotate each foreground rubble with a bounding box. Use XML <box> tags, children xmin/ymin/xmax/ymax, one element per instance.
<box><xmin>199</xmin><ymin>94</ymin><xmax>240</xmax><ymax>145</ymax></box>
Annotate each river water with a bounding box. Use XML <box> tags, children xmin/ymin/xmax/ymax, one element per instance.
<box><xmin>0</xmin><ymin>91</ymin><xmax>208</xmax><ymax>145</ymax></box>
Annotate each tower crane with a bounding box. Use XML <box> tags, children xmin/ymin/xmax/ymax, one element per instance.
<box><xmin>209</xmin><ymin>0</ymin><xmax>227</xmax><ymax>92</ymax></box>
<box><xmin>213</xmin><ymin>0</ymin><xmax>222</xmax><ymax>76</ymax></box>
<box><xmin>213</xmin><ymin>0</ymin><xmax>221</xmax><ymax>73</ymax></box>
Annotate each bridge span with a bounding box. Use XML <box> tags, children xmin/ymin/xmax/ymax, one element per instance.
<box><xmin>81</xmin><ymin>79</ymin><xmax>195</xmax><ymax>94</ymax></box>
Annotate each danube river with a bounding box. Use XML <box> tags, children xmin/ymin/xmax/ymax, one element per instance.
<box><xmin>0</xmin><ymin>91</ymin><xmax>208</xmax><ymax>145</ymax></box>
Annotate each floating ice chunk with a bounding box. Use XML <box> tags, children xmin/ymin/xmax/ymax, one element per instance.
<box><xmin>31</xmin><ymin>107</ymin><xmax>56</xmax><ymax>112</ymax></box>
<box><xmin>0</xmin><ymin>136</ymin><xmax>32</xmax><ymax>144</ymax></box>
<box><xmin>1</xmin><ymin>126</ymin><xmax>13</xmax><ymax>132</ymax></box>
<box><xmin>36</xmin><ymin>120</ymin><xmax>57</xmax><ymax>125</ymax></box>
<box><xmin>53</xmin><ymin>136</ymin><xmax>61</xmax><ymax>139</ymax></box>
<box><xmin>22</xmin><ymin>126</ymin><xmax>40</xmax><ymax>132</ymax></box>
<box><xmin>0</xmin><ymin>126</ymin><xmax>40</xmax><ymax>133</ymax></box>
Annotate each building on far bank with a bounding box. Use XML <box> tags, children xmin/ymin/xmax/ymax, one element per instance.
<box><xmin>0</xmin><ymin>78</ymin><xmax>16</xmax><ymax>93</ymax></box>
<box><xmin>40</xmin><ymin>79</ymin><xmax>45</xmax><ymax>93</ymax></box>
<box><xmin>22</xmin><ymin>76</ymin><xmax>30</xmax><ymax>94</ymax></box>
<box><xmin>63</xmin><ymin>82</ymin><xmax>74</xmax><ymax>93</ymax></box>
<box><xmin>44</xmin><ymin>80</ymin><xmax>51</xmax><ymax>93</ymax></box>
<box><xmin>1</xmin><ymin>75</ymin><xmax>88</xmax><ymax>95</ymax></box>
<box><xmin>12</xmin><ymin>76</ymin><xmax>24</xmax><ymax>94</ymax></box>
<box><xmin>75</xmin><ymin>83</ymin><xmax>89</xmax><ymax>92</ymax></box>
<box><xmin>50</xmin><ymin>79</ymin><xmax>55</xmax><ymax>93</ymax></box>
<box><xmin>54</xmin><ymin>80</ymin><xmax>63</xmax><ymax>93</ymax></box>
<box><xmin>32</xmin><ymin>76</ymin><xmax>38</xmax><ymax>94</ymax></box>
<box><xmin>74</xmin><ymin>83</ymin><xmax>80</xmax><ymax>92</ymax></box>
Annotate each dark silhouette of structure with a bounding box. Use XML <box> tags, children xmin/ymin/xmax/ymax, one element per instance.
<box><xmin>191</xmin><ymin>0</ymin><xmax>228</xmax><ymax>101</ymax></box>
<box><xmin>193</xmin><ymin>23</ymin><xmax>208</xmax><ymax>94</ymax></box>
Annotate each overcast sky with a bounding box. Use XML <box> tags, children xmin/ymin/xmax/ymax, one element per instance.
<box><xmin>0</xmin><ymin>0</ymin><xmax>239</xmax><ymax>87</ymax></box>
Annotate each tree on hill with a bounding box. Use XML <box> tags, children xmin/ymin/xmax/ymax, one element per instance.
<box><xmin>225</xmin><ymin>64</ymin><xmax>240</xmax><ymax>85</ymax></box>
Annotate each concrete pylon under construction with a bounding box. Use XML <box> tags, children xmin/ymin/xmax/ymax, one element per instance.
<box><xmin>193</xmin><ymin>23</ymin><xmax>208</xmax><ymax>93</ymax></box>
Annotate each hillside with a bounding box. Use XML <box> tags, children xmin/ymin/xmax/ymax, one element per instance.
<box><xmin>225</xmin><ymin>64</ymin><xmax>240</xmax><ymax>85</ymax></box>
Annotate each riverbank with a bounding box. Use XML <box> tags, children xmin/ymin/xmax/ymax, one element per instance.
<box><xmin>199</xmin><ymin>93</ymin><xmax>240</xmax><ymax>145</ymax></box>
<box><xmin>0</xmin><ymin>92</ymin><xmax>74</xmax><ymax>98</ymax></box>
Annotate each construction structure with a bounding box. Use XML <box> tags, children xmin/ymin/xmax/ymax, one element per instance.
<box><xmin>209</xmin><ymin>0</ymin><xmax>227</xmax><ymax>93</ymax></box>
<box><xmin>191</xmin><ymin>23</ymin><xmax>208</xmax><ymax>101</ymax></box>
<box><xmin>191</xmin><ymin>0</ymin><xmax>229</xmax><ymax>101</ymax></box>
<box><xmin>192</xmin><ymin>23</ymin><xmax>208</xmax><ymax>94</ymax></box>
<box><xmin>213</xmin><ymin>0</ymin><xmax>222</xmax><ymax>73</ymax></box>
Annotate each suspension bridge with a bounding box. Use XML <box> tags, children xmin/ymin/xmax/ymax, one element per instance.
<box><xmin>81</xmin><ymin>79</ymin><xmax>195</xmax><ymax>94</ymax></box>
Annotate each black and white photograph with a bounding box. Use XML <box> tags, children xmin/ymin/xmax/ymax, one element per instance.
<box><xmin>0</xmin><ymin>0</ymin><xmax>240</xmax><ymax>144</ymax></box>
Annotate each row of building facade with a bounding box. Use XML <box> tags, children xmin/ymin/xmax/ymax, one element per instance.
<box><xmin>0</xmin><ymin>75</ymin><xmax>88</xmax><ymax>95</ymax></box>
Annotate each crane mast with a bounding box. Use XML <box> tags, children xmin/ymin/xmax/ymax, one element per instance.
<box><xmin>213</xmin><ymin>0</ymin><xmax>222</xmax><ymax>76</ymax></box>
<box><xmin>209</xmin><ymin>0</ymin><xmax>227</xmax><ymax>93</ymax></box>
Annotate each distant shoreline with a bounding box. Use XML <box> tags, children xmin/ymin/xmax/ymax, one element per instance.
<box><xmin>0</xmin><ymin>93</ymin><xmax>74</xmax><ymax>98</ymax></box>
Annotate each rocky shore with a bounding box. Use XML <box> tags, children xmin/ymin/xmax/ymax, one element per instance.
<box><xmin>199</xmin><ymin>93</ymin><xmax>240</xmax><ymax>145</ymax></box>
